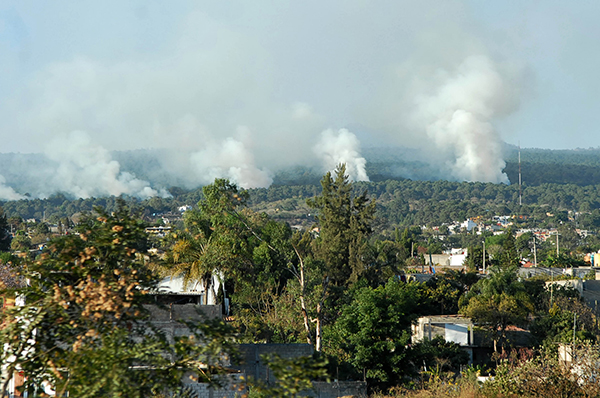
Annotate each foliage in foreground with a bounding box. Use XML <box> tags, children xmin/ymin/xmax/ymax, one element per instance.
<box><xmin>373</xmin><ymin>345</ymin><xmax>600</xmax><ymax>398</ymax></box>
<box><xmin>0</xmin><ymin>203</ymin><xmax>237</xmax><ymax>397</ymax></box>
<box><xmin>247</xmin><ymin>354</ymin><xmax>328</xmax><ymax>398</ymax></box>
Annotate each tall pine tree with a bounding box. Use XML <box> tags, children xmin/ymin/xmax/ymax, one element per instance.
<box><xmin>0</xmin><ymin>207</ymin><xmax>11</xmax><ymax>252</ymax></box>
<box><xmin>307</xmin><ymin>164</ymin><xmax>376</xmax><ymax>287</ymax></box>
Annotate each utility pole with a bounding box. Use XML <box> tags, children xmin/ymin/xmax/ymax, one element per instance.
<box><xmin>482</xmin><ymin>240</ymin><xmax>486</xmax><ymax>274</ymax></box>
<box><xmin>550</xmin><ymin>269</ymin><xmax>554</xmax><ymax>307</ymax></box>
<box><xmin>518</xmin><ymin>142</ymin><xmax>522</xmax><ymax>206</ymax></box>
<box><xmin>556</xmin><ymin>232</ymin><xmax>560</xmax><ymax>258</ymax></box>
<box><xmin>533</xmin><ymin>237</ymin><xmax>537</xmax><ymax>267</ymax></box>
<box><xmin>573</xmin><ymin>312</ymin><xmax>577</xmax><ymax>344</ymax></box>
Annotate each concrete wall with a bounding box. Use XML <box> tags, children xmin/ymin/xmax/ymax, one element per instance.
<box><xmin>233</xmin><ymin>343</ymin><xmax>314</xmax><ymax>382</ymax></box>
<box><xmin>181</xmin><ymin>377</ymin><xmax>367</xmax><ymax>398</ymax></box>
<box><xmin>183</xmin><ymin>374</ymin><xmax>246</xmax><ymax>398</ymax></box>
<box><xmin>309</xmin><ymin>381</ymin><xmax>367</xmax><ymax>398</ymax></box>
<box><xmin>144</xmin><ymin>303</ymin><xmax>222</xmax><ymax>322</ymax></box>
<box><xmin>144</xmin><ymin>303</ymin><xmax>222</xmax><ymax>347</ymax></box>
<box><xmin>545</xmin><ymin>279</ymin><xmax>583</xmax><ymax>295</ymax></box>
<box><xmin>231</xmin><ymin>344</ymin><xmax>366</xmax><ymax>398</ymax></box>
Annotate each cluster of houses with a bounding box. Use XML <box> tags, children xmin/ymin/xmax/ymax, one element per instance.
<box><xmin>1</xmin><ymin>271</ymin><xmax>367</xmax><ymax>397</ymax></box>
<box><xmin>435</xmin><ymin>216</ymin><xmax>593</xmax><ymax>242</ymax></box>
<box><xmin>8</xmin><ymin>205</ymin><xmax>194</xmax><ymax>253</ymax></box>
<box><xmin>4</xmin><ymin>212</ymin><xmax>600</xmax><ymax>395</ymax></box>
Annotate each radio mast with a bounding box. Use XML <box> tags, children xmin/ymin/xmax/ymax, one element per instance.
<box><xmin>518</xmin><ymin>142</ymin><xmax>522</xmax><ymax>206</ymax></box>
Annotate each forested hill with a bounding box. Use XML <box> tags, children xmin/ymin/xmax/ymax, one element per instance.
<box><xmin>504</xmin><ymin>146</ymin><xmax>600</xmax><ymax>166</ymax></box>
<box><xmin>503</xmin><ymin>161</ymin><xmax>600</xmax><ymax>186</ymax></box>
<box><xmin>2</xmin><ymin>145</ymin><xmax>600</xmax><ymax>232</ymax></box>
<box><xmin>250</xmin><ymin>180</ymin><xmax>600</xmax><ymax>232</ymax></box>
<box><xmin>4</xmin><ymin>178</ymin><xmax>600</xmax><ymax>235</ymax></box>
<box><xmin>270</xmin><ymin>146</ymin><xmax>600</xmax><ymax>186</ymax></box>
<box><xmin>1</xmin><ymin>145</ymin><xmax>599</xmax><ymax>191</ymax></box>
<box><xmin>503</xmin><ymin>146</ymin><xmax>600</xmax><ymax>186</ymax></box>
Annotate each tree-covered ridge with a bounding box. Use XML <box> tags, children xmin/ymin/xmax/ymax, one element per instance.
<box><xmin>504</xmin><ymin>161</ymin><xmax>600</xmax><ymax>186</ymax></box>
<box><xmin>504</xmin><ymin>146</ymin><xmax>600</xmax><ymax>166</ymax></box>
<box><xmin>4</xmin><ymin>178</ymin><xmax>600</xmax><ymax>234</ymax></box>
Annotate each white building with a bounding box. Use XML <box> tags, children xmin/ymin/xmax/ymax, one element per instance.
<box><xmin>461</xmin><ymin>219</ymin><xmax>478</xmax><ymax>232</ymax></box>
<box><xmin>412</xmin><ymin>315</ymin><xmax>474</xmax><ymax>346</ymax></box>
<box><xmin>157</xmin><ymin>273</ymin><xmax>227</xmax><ymax>310</ymax></box>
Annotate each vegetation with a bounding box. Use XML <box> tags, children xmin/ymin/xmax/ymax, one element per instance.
<box><xmin>0</xmin><ymin>202</ymin><xmax>237</xmax><ymax>397</ymax></box>
<box><xmin>460</xmin><ymin>266</ymin><xmax>534</xmax><ymax>352</ymax></box>
<box><xmin>3</xmin><ymin>160</ymin><xmax>600</xmax><ymax>396</ymax></box>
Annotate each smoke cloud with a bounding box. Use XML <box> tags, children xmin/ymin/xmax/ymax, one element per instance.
<box><xmin>44</xmin><ymin>131</ymin><xmax>167</xmax><ymax>199</ymax></box>
<box><xmin>410</xmin><ymin>56</ymin><xmax>520</xmax><ymax>183</ymax></box>
<box><xmin>0</xmin><ymin>175</ymin><xmax>24</xmax><ymax>201</ymax></box>
<box><xmin>189</xmin><ymin>128</ymin><xmax>273</xmax><ymax>189</ymax></box>
<box><xmin>315</xmin><ymin>129</ymin><xmax>369</xmax><ymax>182</ymax></box>
<box><xmin>0</xmin><ymin>1</ymin><xmax>530</xmax><ymax>198</ymax></box>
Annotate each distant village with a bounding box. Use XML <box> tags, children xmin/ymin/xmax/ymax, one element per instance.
<box><xmin>11</xmin><ymin>207</ymin><xmax>600</xmax><ymax>271</ymax></box>
<box><xmin>4</xmin><ymin>197</ymin><xmax>600</xmax><ymax>396</ymax></box>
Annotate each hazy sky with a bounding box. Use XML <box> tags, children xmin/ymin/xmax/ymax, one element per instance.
<box><xmin>1</xmin><ymin>0</ymin><xmax>599</xmax><ymax>156</ymax></box>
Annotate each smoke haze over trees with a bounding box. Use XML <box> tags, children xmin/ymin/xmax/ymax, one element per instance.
<box><xmin>0</xmin><ymin>2</ymin><xmax>599</xmax><ymax>210</ymax></box>
<box><xmin>3</xmin><ymin>144</ymin><xmax>600</xmax><ymax>201</ymax></box>
<box><xmin>0</xmin><ymin>1</ymin><xmax>553</xmax><ymax>199</ymax></box>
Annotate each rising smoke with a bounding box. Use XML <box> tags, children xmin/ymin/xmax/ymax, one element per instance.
<box><xmin>0</xmin><ymin>175</ymin><xmax>23</xmax><ymax>201</ymax></box>
<box><xmin>43</xmin><ymin>131</ymin><xmax>167</xmax><ymax>199</ymax></box>
<box><xmin>315</xmin><ymin>129</ymin><xmax>369</xmax><ymax>182</ymax></box>
<box><xmin>410</xmin><ymin>56</ymin><xmax>520</xmax><ymax>183</ymax></box>
<box><xmin>0</xmin><ymin>51</ymin><xmax>522</xmax><ymax>200</ymax></box>
<box><xmin>0</xmin><ymin>2</ymin><xmax>526</xmax><ymax>200</ymax></box>
<box><xmin>189</xmin><ymin>128</ymin><xmax>273</xmax><ymax>189</ymax></box>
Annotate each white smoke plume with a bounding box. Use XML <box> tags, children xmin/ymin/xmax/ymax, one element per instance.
<box><xmin>0</xmin><ymin>2</ymin><xmax>533</xmax><ymax>197</ymax></box>
<box><xmin>315</xmin><ymin>129</ymin><xmax>369</xmax><ymax>182</ymax></box>
<box><xmin>189</xmin><ymin>128</ymin><xmax>273</xmax><ymax>189</ymax></box>
<box><xmin>411</xmin><ymin>56</ymin><xmax>519</xmax><ymax>183</ymax></box>
<box><xmin>44</xmin><ymin>131</ymin><xmax>168</xmax><ymax>199</ymax></box>
<box><xmin>0</xmin><ymin>175</ymin><xmax>24</xmax><ymax>201</ymax></box>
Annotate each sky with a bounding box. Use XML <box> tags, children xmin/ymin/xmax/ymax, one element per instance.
<box><xmin>0</xmin><ymin>1</ymin><xmax>599</xmax><ymax>197</ymax></box>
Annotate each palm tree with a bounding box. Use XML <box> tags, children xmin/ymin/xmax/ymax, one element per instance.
<box><xmin>166</xmin><ymin>228</ymin><xmax>215</xmax><ymax>294</ymax></box>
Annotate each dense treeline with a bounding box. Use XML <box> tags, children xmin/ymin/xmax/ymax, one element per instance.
<box><xmin>504</xmin><ymin>161</ymin><xmax>600</xmax><ymax>186</ymax></box>
<box><xmin>4</xmin><ymin>178</ymin><xmax>600</xmax><ymax>234</ymax></box>
<box><xmin>249</xmin><ymin>179</ymin><xmax>600</xmax><ymax>231</ymax></box>
<box><xmin>504</xmin><ymin>146</ymin><xmax>600</xmax><ymax>167</ymax></box>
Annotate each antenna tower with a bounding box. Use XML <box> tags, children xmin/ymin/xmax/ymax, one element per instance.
<box><xmin>518</xmin><ymin>142</ymin><xmax>522</xmax><ymax>206</ymax></box>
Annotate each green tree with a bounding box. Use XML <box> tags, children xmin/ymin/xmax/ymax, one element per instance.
<box><xmin>395</xmin><ymin>227</ymin><xmax>420</xmax><ymax>263</ymax></box>
<box><xmin>460</xmin><ymin>266</ymin><xmax>533</xmax><ymax>352</ymax></box>
<box><xmin>360</xmin><ymin>239</ymin><xmax>404</xmax><ymax>287</ymax></box>
<box><xmin>419</xmin><ymin>276</ymin><xmax>462</xmax><ymax>315</ymax></box>
<box><xmin>164</xmin><ymin>179</ymin><xmax>254</xmax><ymax>294</ymax></box>
<box><xmin>326</xmin><ymin>278</ymin><xmax>424</xmax><ymax>388</ymax></box>
<box><xmin>0</xmin><ymin>203</ymin><xmax>236</xmax><ymax>397</ymax></box>
<box><xmin>465</xmin><ymin>244</ymin><xmax>487</xmax><ymax>271</ymax></box>
<box><xmin>166</xmin><ymin>179</ymin><xmax>305</xmax><ymax>347</ymax></box>
<box><xmin>30</xmin><ymin>221</ymin><xmax>51</xmax><ymax>245</ymax></box>
<box><xmin>10</xmin><ymin>231</ymin><xmax>31</xmax><ymax>252</ymax></box>
<box><xmin>0</xmin><ymin>207</ymin><xmax>11</xmax><ymax>251</ymax></box>
<box><xmin>499</xmin><ymin>229</ymin><xmax>519</xmax><ymax>268</ymax></box>
<box><xmin>530</xmin><ymin>296</ymin><xmax>598</xmax><ymax>345</ymax></box>
<box><xmin>230</xmin><ymin>219</ymin><xmax>305</xmax><ymax>345</ymax></box>
<box><xmin>307</xmin><ymin>164</ymin><xmax>376</xmax><ymax>287</ymax></box>
<box><xmin>515</xmin><ymin>231</ymin><xmax>533</xmax><ymax>259</ymax></box>
<box><xmin>411</xmin><ymin>336</ymin><xmax>470</xmax><ymax>376</ymax></box>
